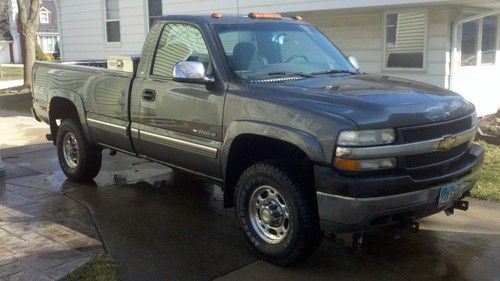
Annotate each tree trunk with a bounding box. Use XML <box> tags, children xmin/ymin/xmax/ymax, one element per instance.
<box><xmin>16</xmin><ymin>0</ymin><xmax>41</xmax><ymax>89</ymax></box>
<box><xmin>23</xmin><ymin>32</ymin><xmax>37</xmax><ymax>88</ymax></box>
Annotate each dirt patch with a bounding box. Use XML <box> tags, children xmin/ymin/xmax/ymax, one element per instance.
<box><xmin>0</xmin><ymin>87</ymin><xmax>32</xmax><ymax>113</ymax></box>
<box><xmin>479</xmin><ymin>110</ymin><xmax>500</xmax><ymax>137</ymax></box>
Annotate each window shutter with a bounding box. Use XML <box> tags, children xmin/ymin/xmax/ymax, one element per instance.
<box><xmin>388</xmin><ymin>12</ymin><xmax>425</xmax><ymax>54</ymax></box>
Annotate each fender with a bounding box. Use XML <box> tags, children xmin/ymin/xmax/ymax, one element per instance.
<box><xmin>221</xmin><ymin>120</ymin><xmax>327</xmax><ymax>177</ymax></box>
<box><xmin>48</xmin><ymin>91</ymin><xmax>94</xmax><ymax>144</ymax></box>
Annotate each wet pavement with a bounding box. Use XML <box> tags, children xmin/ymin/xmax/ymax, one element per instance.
<box><xmin>1</xmin><ymin>108</ymin><xmax>500</xmax><ymax>281</ymax></box>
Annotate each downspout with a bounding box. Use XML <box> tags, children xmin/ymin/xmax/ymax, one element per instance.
<box><xmin>449</xmin><ymin>9</ymin><xmax>500</xmax><ymax>91</ymax></box>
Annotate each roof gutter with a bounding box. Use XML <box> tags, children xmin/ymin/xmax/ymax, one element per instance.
<box><xmin>450</xmin><ymin>9</ymin><xmax>500</xmax><ymax>91</ymax></box>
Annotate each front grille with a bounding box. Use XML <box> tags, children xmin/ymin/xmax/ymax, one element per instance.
<box><xmin>404</xmin><ymin>142</ymin><xmax>470</xmax><ymax>169</ymax></box>
<box><xmin>397</xmin><ymin>115</ymin><xmax>474</xmax><ymax>174</ymax></box>
<box><xmin>398</xmin><ymin>115</ymin><xmax>472</xmax><ymax>143</ymax></box>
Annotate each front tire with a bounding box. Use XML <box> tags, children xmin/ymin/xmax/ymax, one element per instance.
<box><xmin>56</xmin><ymin>119</ymin><xmax>102</xmax><ymax>181</ymax></box>
<box><xmin>235</xmin><ymin>160</ymin><xmax>322</xmax><ymax>265</ymax></box>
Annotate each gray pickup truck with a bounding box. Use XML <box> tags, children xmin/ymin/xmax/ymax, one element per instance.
<box><xmin>32</xmin><ymin>13</ymin><xmax>484</xmax><ymax>265</ymax></box>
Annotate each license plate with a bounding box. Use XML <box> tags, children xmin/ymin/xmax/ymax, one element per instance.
<box><xmin>438</xmin><ymin>184</ymin><xmax>461</xmax><ymax>207</ymax></box>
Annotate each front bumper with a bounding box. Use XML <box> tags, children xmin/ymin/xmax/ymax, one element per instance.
<box><xmin>316</xmin><ymin>143</ymin><xmax>484</xmax><ymax>232</ymax></box>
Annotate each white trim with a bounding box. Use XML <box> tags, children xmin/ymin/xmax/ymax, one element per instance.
<box><xmin>39</xmin><ymin>10</ymin><xmax>50</xmax><ymax>24</ymax></box>
<box><xmin>450</xmin><ymin>9</ymin><xmax>500</xmax><ymax>89</ymax></box>
<box><xmin>145</xmin><ymin>0</ymin><xmax>163</xmax><ymax>33</ymax></box>
<box><xmin>382</xmin><ymin>8</ymin><xmax>428</xmax><ymax>72</ymax></box>
<box><xmin>103</xmin><ymin>0</ymin><xmax>121</xmax><ymax>44</ymax></box>
<box><xmin>143</xmin><ymin>0</ymin><xmax>149</xmax><ymax>35</ymax></box>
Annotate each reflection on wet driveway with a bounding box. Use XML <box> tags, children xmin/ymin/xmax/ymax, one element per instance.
<box><xmin>2</xmin><ymin>143</ymin><xmax>500</xmax><ymax>281</ymax></box>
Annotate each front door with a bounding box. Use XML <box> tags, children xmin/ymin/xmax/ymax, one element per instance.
<box><xmin>132</xmin><ymin>23</ymin><xmax>225</xmax><ymax>178</ymax></box>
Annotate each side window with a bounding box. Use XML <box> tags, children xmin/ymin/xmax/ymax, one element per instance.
<box><xmin>152</xmin><ymin>24</ymin><xmax>210</xmax><ymax>78</ymax></box>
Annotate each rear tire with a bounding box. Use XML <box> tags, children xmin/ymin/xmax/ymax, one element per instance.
<box><xmin>56</xmin><ymin>119</ymin><xmax>102</xmax><ymax>181</ymax></box>
<box><xmin>235</xmin><ymin>160</ymin><xmax>322</xmax><ymax>266</ymax></box>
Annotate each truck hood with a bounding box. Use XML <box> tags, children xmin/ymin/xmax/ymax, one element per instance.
<box><xmin>247</xmin><ymin>74</ymin><xmax>475</xmax><ymax>129</ymax></box>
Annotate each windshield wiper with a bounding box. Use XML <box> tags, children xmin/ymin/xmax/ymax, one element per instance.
<box><xmin>264</xmin><ymin>71</ymin><xmax>314</xmax><ymax>78</ymax></box>
<box><xmin>311</xmin><ymin>69</ymin><xmax>358</xmax><ymax>75</ymax></box>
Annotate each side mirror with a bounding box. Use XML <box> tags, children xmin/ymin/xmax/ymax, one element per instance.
<box><xmin>348</xmin><ymin>56</ymin><xmax>360</xmax><ymax>70</ymax></box>
<box><xmin>173</xmin><ymin>61</ymin><xmax>215</xmax><ymax>85</ymax></box>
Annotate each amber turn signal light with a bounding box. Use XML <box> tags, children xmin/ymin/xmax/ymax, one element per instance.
<box><xmin>334</xmin><ymin>159</ymin><xmax>360</xmax><ymax>171</ymax></box>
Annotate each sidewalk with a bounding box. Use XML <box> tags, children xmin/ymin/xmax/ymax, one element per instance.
<box><xmin>0</xmin><ymin>80</ymin><xmax>23</xmax><ymax>90</ymax></box>
<box><xmin>0</xmin><ymin>109</ymin><xmax>103</xmax><ymax>280</ymax></box>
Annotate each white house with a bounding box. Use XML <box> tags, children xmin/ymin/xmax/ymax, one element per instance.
<box><xmin>57</xmin><ymin>0</ymin><xmax>500</xmax><ymax>115</ymax></box>
<box><xmin>2</xmin><ymin>0</ymin><xmax>61</xmax><ymax>64</ymax></box>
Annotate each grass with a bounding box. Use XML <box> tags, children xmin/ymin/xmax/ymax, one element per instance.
<box><xmin>60</xmin><ymin>253</ymin><xmax>119</xmax><ymax>281</ymax></box>
<box><xmin>0</xmin><ymin>65</ymin><xmax>23</xmax><ymax>80</ymax></box>
<box><xmin>471</xmin><ymin>141</ymin><xmax>500</xmax><ymax>201</ymax></box>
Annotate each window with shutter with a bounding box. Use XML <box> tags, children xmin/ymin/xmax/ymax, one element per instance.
<box><xmin>385</xmin><ymin>11</ymin><xmax>426</xmax><ymax>69</ymax></box>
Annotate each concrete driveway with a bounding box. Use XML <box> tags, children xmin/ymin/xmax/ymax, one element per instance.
<box><xmin>1</xmin><ymin>108</ymin><xmax>500</xmax><ymax>281</ymax></box>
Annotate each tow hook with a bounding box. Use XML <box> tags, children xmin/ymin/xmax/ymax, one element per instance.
<box><xmin>445</xmin><ymin>200</ymin><xmax>469</xmax><ymax>216</ymax></box>
<box><xmin>351</xmin><ymin>232</ymin><xmax>364</xmax><ymax>250</ymax></box>
<box><xmin>454</xmin><ymin>200</ymin><xmax>469</xmax><ymax>211</ymax></box>
<box><xmin>408</xmin><ymin>221</ymin><xmax>419</xmax><ymax>233</ymax></box>
<box><xmin>401</xmin><ymin>220</ymin><xmax>419</xmax><ymax>233</ymax></box>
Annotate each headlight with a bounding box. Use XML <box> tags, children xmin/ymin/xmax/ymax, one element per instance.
<box><xmin>337</xmin><ymin>129</ymin><xmax>395</xmax><ymax>146</ymax></box>
<box><xmin>334</xmin><ymin>158</ymin><xmax>397</xmax><ymax>171</ymax></box>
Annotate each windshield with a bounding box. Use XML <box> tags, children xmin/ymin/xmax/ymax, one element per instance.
<box><xmin>214</xmin><ymin>22</ymin><xmax>357</xmax><ymax>80</ymax></box>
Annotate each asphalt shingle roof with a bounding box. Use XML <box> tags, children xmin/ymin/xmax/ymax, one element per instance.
<box><xmin>38</xmin><ymin>0</ymin><xmax>58</xmax><ymax>33</ymax></box>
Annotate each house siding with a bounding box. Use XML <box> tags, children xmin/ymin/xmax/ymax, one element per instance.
<box><xmin>58</xmin><ymin>1</ymin><xmax>459</xmax><ymax>88</ymax></box>
<box><xmin>293</xmin><ymin>6</ymin><xmax>458</xmax><ymax>88</ymax></box>
<box><xmin>60</xmin><ymin>0</ymin><xmax>149</xmax><ymax>60</ymax></box>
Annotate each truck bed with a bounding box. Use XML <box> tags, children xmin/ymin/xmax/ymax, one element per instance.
<box><xmin>32</xmin><ymin>59</ymin><xmax>138</xmax><ymax>128</ymax></box>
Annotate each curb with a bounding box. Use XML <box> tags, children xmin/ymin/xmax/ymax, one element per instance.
<box><xmin>477</xmin><ymin>127</ymin><xmax>500</xmax><ymax>145</ymax></box>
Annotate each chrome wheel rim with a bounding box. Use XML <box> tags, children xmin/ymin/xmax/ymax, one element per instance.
<box><xmin>63</xmin><ymin>132</ymin><xmax>79</xmax><ymax>169</ymax></box>
<box><xmin>249</xmin><ymin>185</ymin><xmax>290</xmax><ymax>244</ymax></box>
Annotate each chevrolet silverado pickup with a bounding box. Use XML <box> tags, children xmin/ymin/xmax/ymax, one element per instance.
<box><xmin>32</xmin><ymin>13</ymin><xmax>484</xmax><ymax>265</ymax></box>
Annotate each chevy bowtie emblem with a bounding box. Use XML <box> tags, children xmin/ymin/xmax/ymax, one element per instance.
<box><xmin>435</xmin><ymin>136</ymin><xmax>457</xmax><ymax>151</ymax></box>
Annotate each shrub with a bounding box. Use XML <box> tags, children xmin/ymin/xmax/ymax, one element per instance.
<box><xmin>35</xmin><ymin>43</ymin><xmax>49</xmax><ymax>61</ymax></box>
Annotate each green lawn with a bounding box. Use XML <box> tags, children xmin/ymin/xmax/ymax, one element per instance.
<box><xmin>0</xmin><ymin>65</ymin><xmax>23</xmax><ymax>80</ymax></box>
<box><xmin>471</xmin><ymin>141</ymin><xmax>500</xmax><ymax>201</ymax></box>
<box><xmin>61</xmin><ymin>253</ymin><xmax>119</xmax><ymax>281</ymax></box>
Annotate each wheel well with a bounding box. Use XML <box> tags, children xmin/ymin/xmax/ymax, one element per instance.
<box><xmin>223</xmin><ymin>134</ymin><xmax>315</xmax><ymax>208</ymax></box>
<box><xmin>49</xmin><ymin>97</ymin><xmax>80</xmax><ymax>145</ymax></box>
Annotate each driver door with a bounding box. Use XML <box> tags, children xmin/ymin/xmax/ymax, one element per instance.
<box><xmin>131</xmin><ymin>22</ymin><xmax>225</xmax><ymax>178</ymax></box>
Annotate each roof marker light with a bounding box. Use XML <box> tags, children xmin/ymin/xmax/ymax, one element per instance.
<box><xmin>211</xmin><ymin>12</ymin><xmax>222</xmax><ymax>19</ymax></box>
<box><xmin>248</xmin><ymin>12</ymin><xmax>282</xmax><ymax>20</ymax></box>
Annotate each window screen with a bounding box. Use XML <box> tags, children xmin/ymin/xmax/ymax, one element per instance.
<box><xmin>152</xmin><ymin>24</ymin><xmax>210</xmax><ymax>78</ymax></box>
<box><xmin>481</xmin><ymin>15</ymin><xmax>497</xmax><ymax>65</ymax></box>
<box><xmin>461</xmin><ymin>20</ymin><xmax>479</xmax><ymax>66</ymax></box>
<box><xmin>385</xmin><ymin>12</ymin><xmax>426</xmax><ymax>69</ymax></box>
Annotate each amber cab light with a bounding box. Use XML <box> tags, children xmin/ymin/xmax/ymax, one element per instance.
<box><xmin>211</xmin><ymin>12</ymin><xmax>222</xmax><ymax>19</ymax></box>
<box><xmin>248</xmin><ymin>12</ymin><xmax>282</xmax><ymax>20</ymax></box>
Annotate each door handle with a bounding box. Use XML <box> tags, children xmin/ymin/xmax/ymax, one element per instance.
<box><xmin>142</xmin><ymin>89</ymin><xmax>156</xmax><ymax>102</ymax></box>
